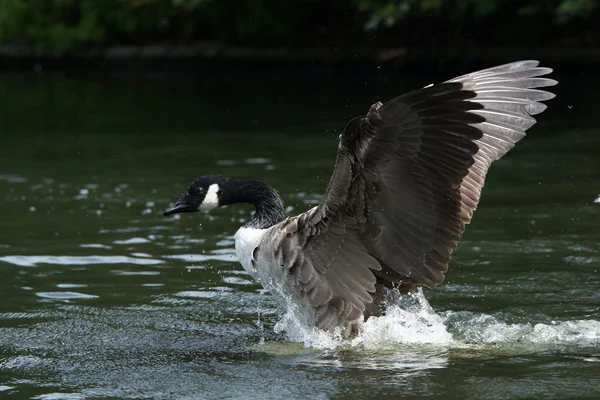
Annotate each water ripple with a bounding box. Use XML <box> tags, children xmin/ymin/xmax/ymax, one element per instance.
<box><xmin>36</xmin><ymin>292</ymin><xmax>98</xmax><ymax>300</ymax></box>
<box><xmin>33</xmin><ymin>393</ymin><xmax>84</xmax><ymax>400</ymax></box>
<box><xmin>79</xmin><ymin>244</ymin><xmax>112</xmax><ymax>250</ymax></box>
<box><xmin>163</xmin><ymin>253</ymin><xmax>236</xmax><ymax>263</ymax></box>
<box><xmin>244</xmin><ymin>157</ymin><xmax>271</xmax><ymax>164</ymax></box>
<box><xmin>56</xmin><ymin>284</ymin><xmax>87</xmax><ymax>289</ymax></box>
<box><xmin>0</xmin><ymin>255</ymin><xmax>164</xmax><ymax>267</ymax></box>
<box><xmin>0</xmin><ymin>174</ymin><xmax>27</xmax><ymax>183</ymax></box>
<box><xmin>0</xmin><ymin>312</ymin><xmax>50</xmax><ymax>320</ymax></box>
<box><xmin>110</xmin><ymin>270</ymin><xmax>160</xmax><ymax>276</ymax></box>
<box><xmin>222</xmin><ymin>276</ymin><xmax>254</xmax><ymax>285</ymax></box>
<box><xmin>175</xmin><ymin>290</ymin><xmax>224</xmax><ymax>299</ymax></box>
<box><xmin>113</xmin><ymin>237</ymin><xmax>151</xmax><ymax>245</ymax></box>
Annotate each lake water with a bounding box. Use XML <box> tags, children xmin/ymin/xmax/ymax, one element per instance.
<box><xmin>0</xmin><ymin>66</ymin><xmax>599</xmax><ymax>399</ymax></box>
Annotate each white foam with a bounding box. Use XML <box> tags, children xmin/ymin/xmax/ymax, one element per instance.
<box><xmin>275</xmin><ymin>309</ymin><xmax>344</xmax><ymax>350</ymax></box>
<box><xmin>275</xmin><ymin>289</ymin><xmax>451</xmax><ymax>350</ymax></box>
<box><xmin>447</xmin><ymin>312</ymin><xmax>600</xmax><ymax>347</ymax></box>
<box><xmin>274</xmin><ymin>288</ymin><xmax>600</xmax><ymax>352</ymax></box>
<box><xmin>351</xmin><ymin>290</ymin><xmax>452</xmax><ymax>349</ymax></box>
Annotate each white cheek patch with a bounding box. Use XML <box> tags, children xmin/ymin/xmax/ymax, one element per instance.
<box><xmin>199</xmin><ymin>183</ymin><xmax>220</xmax><ymax>211</ymax></box>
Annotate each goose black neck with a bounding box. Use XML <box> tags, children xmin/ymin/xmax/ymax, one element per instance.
<box><xmin>221</xmin><ymin>179</ymin><xmax>286</xmax><ymax>229</ymax></box>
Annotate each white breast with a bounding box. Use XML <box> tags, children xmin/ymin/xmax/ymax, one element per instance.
<box><xmin>234</xmin><ymin>226</ymin><xmax>268</xmax><ymax>277</ymax></box>
<box><xmin>234</xmin><ymin>222</ymin><xmax>316</xmax><ymax>329</ymax></box>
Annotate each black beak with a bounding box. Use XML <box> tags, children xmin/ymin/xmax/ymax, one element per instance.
<box><xmin>163</xmin><ymin>195</ymin><xmax>197</xmax><ymax>216</ymax></box>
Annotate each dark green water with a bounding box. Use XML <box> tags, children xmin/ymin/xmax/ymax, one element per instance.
<box><xmin>0</xmin><ymin>68</ymin><xmax>599</xmax><ymax>400</ymax></box>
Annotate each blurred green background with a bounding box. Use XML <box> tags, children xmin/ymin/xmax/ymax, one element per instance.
<box><xmin>0</xmin><ymin>0</ymin><xmax>597</xmax><ymax>53</ymax></box>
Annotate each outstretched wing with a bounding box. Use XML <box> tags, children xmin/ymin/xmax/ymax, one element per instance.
<box><xmin>265</xmin><ymin>61</ymin><xmax>556</xmax><ymax>335</ymax></box>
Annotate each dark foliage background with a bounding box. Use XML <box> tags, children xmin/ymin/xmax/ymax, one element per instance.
<box><xmin>0</xmin><ymin>0</ymin><xmax>597</xmax><ymax>52</ymax></box>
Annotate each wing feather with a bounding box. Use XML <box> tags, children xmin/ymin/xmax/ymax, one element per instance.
<box><xmin>261</xmin><ymin>60</ymin><xmax>555</xmax><ymax>336</ymax></box>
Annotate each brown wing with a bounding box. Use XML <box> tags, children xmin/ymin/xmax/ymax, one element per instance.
<box><xmin>262</xmin><ymin>211</ymin><xmax>382</xmax><ymax>336</ymax></box>
<box><xmin>274</xmin><ymin>60</ymin><xmax>556</xmax><ymax>335</ymax></box>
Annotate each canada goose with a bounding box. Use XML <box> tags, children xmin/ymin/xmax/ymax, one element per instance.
<box><xmin>164</xmin><ymin>60</ymin><xmax>556</xmax><ymax>338</ymax></box>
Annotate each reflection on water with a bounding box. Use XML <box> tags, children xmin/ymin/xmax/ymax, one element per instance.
<box><xmin>0</xmin><ymin>70</ymin><xmax>599</xmax><ymax>399</ymax></box>
<box><xmin>35</xmin><ymin>291</ymin><xmax>99</xmax><ymax>300</ymax></box>
<box><xmin>1</xmin><ymin>255</ymin><xmax>164</xmax><ymax>267</ymax></box>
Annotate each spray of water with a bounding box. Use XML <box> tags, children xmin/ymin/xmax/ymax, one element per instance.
<box><xmin>274</xmin><ymin>288</ymin><xmax>600</xmax><ymax>352</ymax></box>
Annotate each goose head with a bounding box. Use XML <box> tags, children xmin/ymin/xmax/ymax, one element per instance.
<box><xmin>163</xmin><ymin>174</ymin><xmax>227</xmax><ymax>216</ymax></box>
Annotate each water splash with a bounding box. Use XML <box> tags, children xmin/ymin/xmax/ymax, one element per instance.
<box><xmin>352</xmin><ymin>290</ymin><xmax>452</xmax><ymax>349</ymax></box>
<box><xmin>446</xmin><ymin>311</ymin><xmax>600</xmax><ymax>348</ymax></box>
<box><xmin>275</xmin><ymin>288</ymin><xmax>600</xmax><ymax>352</ymax></box>
<box><xmin>275</xmin><ymin>289</ymin><xmax>451</xmax><ymax>350</ymax></box>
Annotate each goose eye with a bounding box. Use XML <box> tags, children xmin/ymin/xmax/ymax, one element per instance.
<box><xmin>195</xmin><ymin>187</ymin><xmax>204</xmax><ymax>195</ymax></box>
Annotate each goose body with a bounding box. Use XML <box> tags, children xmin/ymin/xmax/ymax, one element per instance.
<box><xmin>164</xmin><ymin>61</ymin><xmax>557</xmax><ymax>337</ymax></box>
